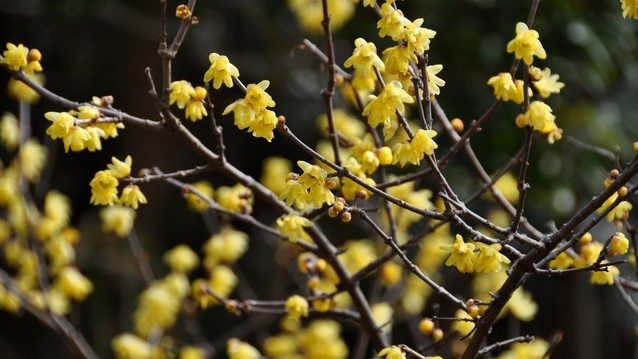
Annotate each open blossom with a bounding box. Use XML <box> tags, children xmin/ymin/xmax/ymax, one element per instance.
<box><xmin>404</xmin><ymin>18</ymin><xmax>436</xmax><ymax>55</ymax></box>
<box><xmin>426</xmin><ymin>64</ymin><xmax>445</xmax><ymax>97</ymax></box>
<box><xmin>1</xmin><ymin>43</ymin><xmax>28</xmax><ymax>71</ymax></box>
<box><xmin>520</xmin><ymin>101</ymin><xmax>556</xmax><ymax>133</ymax></box>
<box><xmin>621</xmin><ymin>0</ymin><xmax>638</xmax><ymax>19</ymax></box>
<box><xmin>343</xmin><ymin>38</ymin><xmax>385</xmax><ymax>75</ymax></box>
<box><xmin>487</xmin><ymin>72</ymin><xmax>517</xmax><ymax>101</ymax></box>
<box><xmin>532</xmin><ymin>67</ymin><xmax>565</xmax><ymax>98</ymax></box>
<box><xmin>100</xmin><ymin>206</ymin><xmax>136</xmax><ymax>237</ymax></box>
<box><xmin>185</xmin><ymin>86</ymin><xmax>208</xmax><ymax>121</ymax></box>
<box><xmin>442</xmin><ymin>234</ymin><xmax>476</xmax><ymax>273</ymax></box>
<box><xmin>474</xmin><ymin>243</ymin><xmax>511</xmax><ymax>273</ymax></box>
<box><xmin>107</xmin><ymin>155</ymin><xmax>132</xmax><ymax>179</ymax></box>
<box><xmin>90</xmin><ymin>170</ymin><xmax>119</xmax><ymax>205</ymax></box>
<box><xmin>377</xmin><ymin>3</ymin><xmax>407</xmax><ymax>41</ymax></box>
<box><xmin>285</xmin><ymin>295</ymin><xmax>309</xmax><ymax>320</ymax></box>
<box><xmin>276</xmin><ymin>213</ymin><xmax>312</xmax><ymax>242</ymax></box>
<box><xmin>223</xmin><ymin>80</ymin><xmax>277</xmax><ymax>141</ymax></box>
<box><xmin>506</xmin><ymin>22</ymin><xmax>547</xmax><ymax>65</ymax></box>
<box><xmin>203</xmin><ymin>53</ymin><xmax>239</xmax><ymax>89</ymax></box>
<box><xmin>45</xmin><ymin>112</ymin><xmax>76</xmax><ymax>139</ymax></box>
<box><xmin>362</xmin><ymin>81</ymin><xmax>413</xmax><ymax>139</ymax></box>
<box><xmin>119</xmin><ymin>185</ymin><xmax>147</xmax><ymax>209</ymax></box>
<box><xmin>169</xmin><ymin>80</ymin><xmax>195</xmax><ymax>109</ymax></box>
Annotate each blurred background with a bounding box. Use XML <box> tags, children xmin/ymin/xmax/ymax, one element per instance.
<box><xmin>1</xmin><ymin>0</ymin><xmax>638</xmax><ymax>358</ymax></box>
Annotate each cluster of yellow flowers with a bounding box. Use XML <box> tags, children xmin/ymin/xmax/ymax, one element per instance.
<box><xmin>169</xmin><ymin>80</ymin><xmax>209</xmax><ymax>121</ymax></box>
<box><xmin>0</xmin><ymin>43</ymin><xmax>44</xmax><ymax>103</ymax></box>
<box><xmin>487</xmin><ymin>22</ymin><xmax>565</xmax><ymax>143</ymax></box>
<box><xmin>185</xmin><ymin>180</ymin><xmax>254</xmax><ymax>214</ymax></box>
<box><xmin>262</xmin><ymin>319</ymin><xmax>349</xmax><ymax>359</ymax></box>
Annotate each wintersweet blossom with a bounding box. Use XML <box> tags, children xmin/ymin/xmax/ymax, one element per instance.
<box><xmin>164</xmin><ymin>244</ymin><xmax>199</xmax><ymax>273</ymax></box>
<box><xmin>111</xmin><ymin>333</ymin><xmax>152</xmax><ymax>359</ymax></box>
<box><xmin>590</xmin><ymin>262</ymin><xmax>620</xmax><ymax>285</ymax></box>
<box><xmin>53</xmin><ymin>266</ymin><xmax>93</xmax><ymax>301</ymax></box>
<box><xmin>90</xmin><ymin>170</ymin><xmax>119</xmax><ymax>205</ymax></box>
<box><xmin>285</xmin><ymin>295</ymin><xmax>309</xmax><ymax>320</ymax></box>
<box><xmin>474</xmin><ymin>243</ymin><xmax>511</xmax><ymax>273</ymax></box>
<box><xmin>119</xmin><ymin>185</ymin><xmax>147</xmax><ymax>209</ymax></box>
<box><xmin>223</xmin><ymin>80</ymin><xmax>277</xmax><ymax>141</ymax></box>
<box><xmin>45</xmin><ymin>112</ymin><xmax>75</xmax><ymax>139</ymax></box>
<box><xmin>609</xmin><ymin>232</ymin><xmax>629</xmax><ymax>256</ymax></box>
<box><xmin>597</xmin><ymin>192</ymin><xmax>632</xmax><ymax>222</ymax></box>
<box><xmin>227</xmin><ymin>338</ymin><xmax>261</xmax><ymax>359</ymax></box>
<box><xmin>0</xmin><ymin>112</ymin><xmax>20</xmax><ymax>150</ymax></box>
<box><xmin>203</xmin><ymin>53</ymin><xmax>239</xmax><ymax>89</ymax></box>
<box><xmin>362</xmin><ymin>81</ymin><xmax>413</xmax><ymax>139</ymax></box>
<box><xmin>276</xmin><ymin>213</ymin><xmax>312</xmax><ymax>242</ymax></box>
<box><xmin>520</xmin><ymin>101</ymin><xmax>556</xmax><ymax>133</ymax></box>
<box><xmin>377</xmin><ymin>3</ymin><xmax>406</xmax><ymax>41</ymax></box>
<box><xmin>403</xmin><ymin>18</ymin><xmax>436</xmax><ymax>55</ymax></box>
<box><xmin>378</xmin><ymin>346</ymin><xmax>406</xmax><ymax>359</ymax></box>
<box><xmin>621</xmin><ymin>0</ymin><xmax>638</xmax><ymax>19</ymax></box>
<box><xmin>19</xmin><ymin>140</ymin><xmax>47</xmax><ymax>182</ymax></box>
<box><xmin>442</xmin><ymin>234</ymin><xmax>476</xmax><ymax>273</ymax></box>
<box><xmin>532</xmin><ymin>67</ymin><xmax>565</xmax><ymax>98</ymax></box>
<box><xmin>506</xmin><ymin>22</ymin><xmax>547</xmax><ymax>65</ymax></box>
<box><xmin>185</xmin><ymin>86</ymin><xmax>208</xmax><ymax>121</ymax></box>
<box><xmin>186</xmin><ymin>180</ymin><xmax>214</xmax><ymax>212</ymax></box>
<box><xmin>169</xmin><ymin>80</ymin><xmax>195</xmax><ymax>109</ymax></box>
<box><xmin>100</xmin><ymin>206</ymin><xmax>136</xmax><ymax>237</ymax></box>
<box><xmin>107</xmin><ymin>155</ymin><xmax>132</xmax><ymax>179</ymax></box>
<box><xmin>487</xmin><ymin>73</ymin><xmax>517</xmax><ymax>101</ymax></box>
<box><xmin>203</xmin><ymin>227</ymin><xmax>249</xmax><ymax>268</ymax></box>
<box><xmin>343</xmin><ymin>38</ymin><xmax>385</xmax><ymax>75</ymax></box>
<box><xmin>383</xmin><ymin>45</ymin><xmax>416</xmax><ymax>75</ymax></box>
<box><xmin>297</xmin><ymin>160</ymin><xmax>335</xmax><ymax>208</ymax></box>
<box><xmin>426</xmin><ymin>64</ymin><xmax>445</xmax><ymax>97</ymax></box>
<box><xmin>1</xmin><ymin>43</ymin><xmax>28</xmax><ymax>71</ymax></box>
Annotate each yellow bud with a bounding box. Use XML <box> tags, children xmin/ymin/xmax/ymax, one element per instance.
<box><xmin>528</xmin><ymin>66</ymin><xmax>542</xmax><ymax>81</ymax></box>
<box><xmin>432</xmin><ymin>328</ymin><xmax>444</xmax><ymax>341</ymax></box>
<box><xmin>325</xmin><ymin>177</ymin><xmax>339</xmax><ymax>189</ymax></box>
<box><xmin>341</xmin><ymin>211</ymin><xmax>352</xmax><ymax>223</ymax></box>
<box><xmin>315</xmin><ymin>258</ymin><xmax>327</xmax><ymax>273</ymax></box>
<box><xmin>356</xmin><ymin>190</ymin><xmax>369</xmax><ymax>200</ymax></box>
<box><xmin>297</xmin><ymin>252</ymin><xmax>317</xmax><ymax>274</ymax></box>
<box><xmin>451</xmin><ymin>118</ymin><xmax>464</xmax><ymax>133</ymax></box>
<box><xmin>634</xmin><ymin>142</ymin><xmax>638</xmax><ymax>153</ymax></box>
<box><xmin>515</xmin><ymin>114</ymin><xmax>527</xmax><ymax>128</ymax></box>
<box><xmin>28</xmin><ymin>49</ymin><xmax>42</xmax><ymax>62</ymax></box>
<box><xmin>468</xmin><ymin>305</ymin><xmax>480</xmax><ymax>319</ymax></box>
<box><xmin>418</xmin><ymin>318</ymin><xmax>435</xmax><ymax>335</ymax></box>
<box><xmin>334</xmin><ymin>73</ymin><xmax>344</xmax><ymax>86</ymax></box>
<box><xmin>278</xmin><ymin>115</ymin><xmax>286</xmax><ymax>125</ymax></box>
<box><xmin>307</xmin><ymin>275</ymin><xmax>320</xmax><ymax>290</ymax></box>
<box><xmin>618</xmin><ymin>186</ymin><xmax>629</xmax><ymax>198</ymax></box>
<box><xmin>327</xmin><ymin>206</ymin><xmax>339</xmax><ymax>218</ymax></box>
<box><xmin>333</xmin><ymin>200</ymin><xmax>345</xmax><ymax>212</ymax></box>
<box><xmin>603</xmin><ymin>177</ymin><xmax>614</xmax><ymax>189</ymax></box>
<box><xmin>175</xmin><ymin>4</ymin><xmax>191</xmax><ymax>18</ymax></box>
<box><xmin>610</xmin><ymin>169</ymin><xmax>620</xmax><ymax>179</ymax></box>
<box><xmin>376</xmin><ymin>146</ymin><xmax>393</xmax><ymax>165</ymax></box>
<box><xmin>580</xmin><ymin>232</ymin><xmax>592</xmax><ymax>245</ymax></box>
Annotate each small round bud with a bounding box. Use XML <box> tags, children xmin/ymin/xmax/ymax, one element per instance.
<box><xmin>27</xmin><ymin>48</ymin><xmax>42</xmax><ymax>62</ymax></box>
<box><xmin>341</xmin><ymin>211</ymin><xmax>352</xmax><ymax>223</ymax></box>
<box><xmin>225</xmin><ymin>300</ymin><xmax>240</xmax><ymax>315</ymax></box>
<box><xmin>633</xmin><ymin>142</ymin><xmax>638</xmax><ymax>153</ymax></box>
<box><xmin>175</xmin><ymin>4</ymin><xmax>191</xmax><ymax>18</ymax></box>
<box><xmin>333</xmin><ymin>200</ymin><xmax>345</xmax><ymax>212</ymax></box>
<box><xmin>610</xmin><ymin>169</ymin><xmax>620</xmax><ymax>179</ymax></box>
<box><xmin>618</xmin><ymin>186</ymin><xmax>629</xmax><ymax>198</ymax></box>
<box><xmin>325</xmin><ymin>177</ymin><xmax>339</xmax><ymax>189</ymax></box>
<box><xmin>468</xmin><ymin>305</ymin><xmax>480</xmax><ymax>319</ymax></box>
<box><xmin>356</xmin><ymin>190</ymin><xmax>369</xmax><ymax>200</ymax></box>
<box><xmin>377</xmin><ymin>146</ymin><xmax>393</xmax><ymax>165</ymax></box>
<box><xmin>278</xmin><ymin>115</ymin><xmax>286</xmax><ymax>125</ymax></box>
<box><xmin>451</xmin><ymin>118</ymin><xmax>464</xmax><ymax>133</ymax></box>
<box><xmin>327</xmin><ymin>206</ymin><xmax>339</xmax><ymax>218</ymax></box>
<box><xmin>515</xmin><ymin>114</ymin><xmax>527</xmax><ymax>128</ymax></box>
<box><xmin>334</xmin><ymin>73</ymin><xmax>344</xmax><ymax>86</ymax></box>
<box><xmin>315</xmin><ymin>258</ymin><xmax>327</xmax><ymax>273</ymax></box>
<box><xmin>418</xmin><ymin>318</ymin><xmax>435</xmax><ymax>335</ymax></box>
<box><xmin>465</xmin><ymin>299</ymin><xmax>475</xmax><ymax>308</ymax></box>
<box><xmin>528</xmin><ymin>66</ymin><xmax>543</xmax><ymax>81</ymax></box>
<box><xmin>101</xmin><ymin>95</ymin><xmax>114</xmax><ymax>106</ymax></box>
<box><xmin>432</xmin><ymin>328</ymin><xmax>444</xmax><ymax>341</ymax></box>
<box><xmin>580</xmin><ymin>232</ymin><xmax>592</xmax><ymax>245</ymax></box>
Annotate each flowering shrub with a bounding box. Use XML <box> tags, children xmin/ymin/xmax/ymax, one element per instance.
<box><xmin>1</xmin><ymin>1</ymin><xmax>638</xmax><ymax>358</ymax></box>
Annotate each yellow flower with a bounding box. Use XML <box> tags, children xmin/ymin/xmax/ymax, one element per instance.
<box><xmin>378</xmin><ymin>346</ymin><xmax>406</xmax><ymax>359</ymax></box>
<box><xmin>411</xmin><ymin>128</ymin><xmax>438</xmax><ymax>157</ymax></box>
<box><xmin>245</xmin><ymin>80</ymin><xmax>276</xmax><ymax>110</ymax></box>
<box><xmin>100</xmin><ymin>205</ymin><xmax>136</xmax><ymax>237</ymax></box>
<box><xmin>496</xmin><ymin>338</ymin><xmax>549</xmax><ymax>359</ymax></box>
<box><xmin>426</xmin><ymin>64</ymin><xmax>445</xmax><ymax>97</ymax></box>
<box><xmin>19</xmin><ymin>139</ymin><xmax>47</xmax><ymax>182</ymax></box>
<box><xmin>260</xmin><ymin>157</ymin><xmax>291</xmax><ymax>195</ymax></box>
<box><xmin>179</xmin><ymin>346</ymin><xmax>206</xmax><ymax>359</ymax></box>
<box><xmin>404</xmin><ymin>18</ymin><xmax>436</xmax><ymax>55</ymax></box>
<box><xmin>227</xmin><ymin>338</ymin><xmax>261</xmax><ymax>359</ymax></box>
<box><xmin>169</xmin><ymin>80</ymin><xmax>195</xmax><ymax>109</ymax></box>
<box><xmin>208</xmin><ymin>265</ymin><xmax>238</xmax><ymax>300</ymax></box>
<box><xmin>506</xmin><ymin>22</ymin><xmax>547</xmax><ymax>65</ymax></box>
<box><xmin>285</xmin><ymin>295</ymin><xmax>309</xmax><ymax>320</ymax></box>
<box><xmin>43</xmin><ymin>190</ymin><xmax>71</xmax><ymax>232</ymax></box>
<box><xmin>111</xmin><ymin>333</ymin><xmax>152</xmax><ymax>359</ymax></box>
<box><xmin>90</xmin><ymin>170</ymin><xmax>119</xmax><ymax>205</ymax></box>
<box><xmin>609</xmin><ymin>232</ymin><xmax>629</xmax><ymax>256</ymax></box>
<box><xmin>248</xmin><ymin>109</ymin><xmax>277</xmax><ymax>141</ymax></box>
<box><xmin>597</xmin><ymin>192</ymin><xmax>632</xmax><ymax>222</ymax></box>
<box><xmin>83</xmin><ymin>126</ymin><xmax>104</xmax><ymax>152</ymax></box>
<box><xmin>474</xmin><ymin>243</ymin><xmax>511</xmax><ymax>273</ymax></box>
<box><xmin>533</xmin><ymin>67</ymin><xmax>565</xmax><ymax>98</ymax></box>
<box><xmin>216</xmin><ymin>183</ymin><xmax>253</xmax><ymax>213</ymax></box>
<box><xmin>450</xmin><ymin>308</ymin><xmax>475</xmax><ymax>337</ymax></box>
<box><xmin>186</xmin><ymin>180</ymin><xmax>214</xmax><ymax>212</ymax></box>
<box><xmin>343</xmin><ymin>38</ymin><xmax>385</xmax><ymax>75</ymax></box>
<box><xmin>7</xmin><ymin>74</ymin><xmax>42</xmax><ymax>103</ymax></box>
<box><xmin>377</xmin><ymin>3</ymin><xmax>406</xmax><ymax>41</ymax></box>
<box><xmin>0</xmin><ymin>112</ymin><xmax>20</xmax><ymax>150</ymax></box>
<box><xmin>53</xmin><ymin>266</ymin><xmax>93</xmax><ymax>301</ymax></box>
<box><xmin>288</xmin><ymin>0</ymin><xmax>354</xmax><ymax>34</ymax></box>
<box><xmin>277</xmin><ymin>213</ymin><xmax>312</xmax><ymax>243</ymax></box>
<box><xmin>203</xmin><ymin>227</ymin><xmax>249</xmax><ymax>268</ymax></box>
<box><xmin>548</xmin><ymin>252</ymin><xmax>573</xmax><ymax>269</ymax></box>
<box><xmin>487</xmin><ymin>72</ymin><xmax>518</xmax><ymax>101</ymax></box>
<box><xmin>1</xmin><ymin>43</ymin><xmax>28</xmax><ymax>71</ymax></box>
<box><xmin>107</xmin><ymin>155</ymin><xmax>132</xmax><ymax>179</ymax></box>
<box><xmin>590</xmin><ymin>263</ymin><xmax>620</xmax><ymax>285</ymax></box>
<box><xmin>442</xmin><ymin>234</ymin><xmax>476</xmax><ymax>273</ymax></box>
<box><xmin>521</xmin><ymin>101</ymin><xmax>556</xmax><ymax>133</ymax></box>
<box><xmin>383</xmin><ymin>45</ymin><xmax>416</xmax><ymax>75</ymax></box>
<box><xmin>185</xmin><ymin>86</ymin><xmax>208</xmax><ymax>121</ymax></box>
<box><xmin>119</xmin><ymin>184</ymin><xmax>148</xmax><ymax>209</ymax></box>
<box><xmin>297</xmin><ymin>161</ymin><xmax>335</xmax><ymax>208</ymax></box>
<box><xmin>45</xmin><ymin>111</ymin><xmax>76</xmax><ymax>139</ymax></box>
<box><xmin>362</xmin><ymin>81</ymin><xmax>413</xmax><ymax>140</ymax></box>
<box><xmin>62</xmin><ymin>126</ymin><xmax>91</xmax><ymax>152</ymax></box>
<box><xmin>506</xmin><ymin>287</ymin><xmax>538</xmax><ymax>321</ymax></box>
<box><xmin>134</xmin><ymin>280</ymin><xmax>183</xmax><ymax>336</ymax></box>
<box><xmin>164</xmin><ymin>244</ymin><xmax>200</xmax><ymax>273</ymax></box>
<box><xmin>279</xmin><ymin>178</ymin><xmax>310</xmax><ymax>210</ymax></box>
<box><xmin>204</xmin><ymin>53</ymin><xmax>239</xmax><ymax>89</ymax></box>
<box><xmin>371</xmin><ymin>302</ymin><xmax>393</xmax><ymax>333</ymax></box>
<box><xmin>621</xmin><ymin>0</ymin><xmax>638</xmax><ymax>19</ymax></box>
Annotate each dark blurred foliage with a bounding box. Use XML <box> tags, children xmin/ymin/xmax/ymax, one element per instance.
<box><xmin>1</xmin><ymin>0</ymin><xmax>638</xmax><ymax>358</ymax></box>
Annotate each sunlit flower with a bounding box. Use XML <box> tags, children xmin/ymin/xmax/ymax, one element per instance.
<box><xmin>204</xmin><ymin>53</ymin><xmax>239</xmax><ymax>89</ymax></box>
